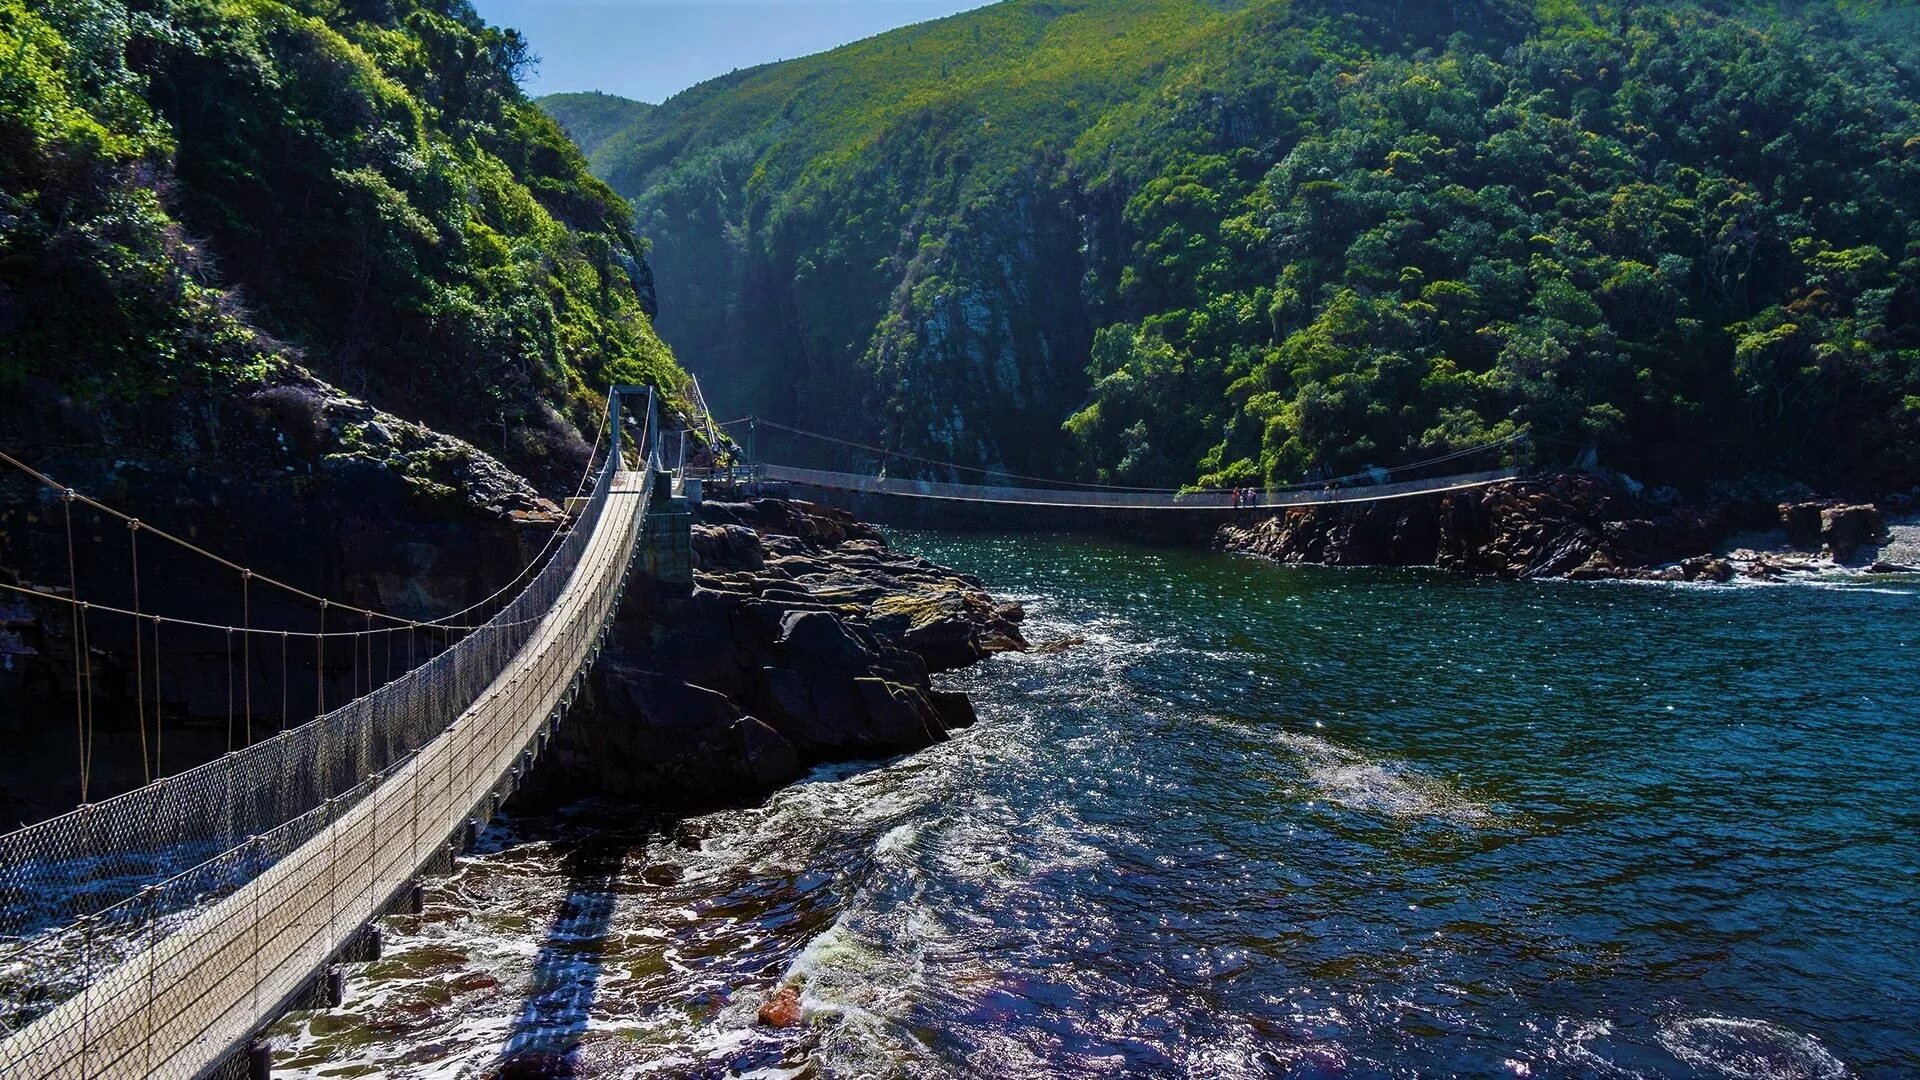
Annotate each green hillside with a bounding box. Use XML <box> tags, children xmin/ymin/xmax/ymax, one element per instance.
<box><xmin>541</xmin><ymin>90</ymin><xmax>654</xmax><ymax>157</ymax></box>
<box><xmin>567</xmin><ymin>0</ymin><xmax>1920</xmax><ymax>494</ymax></box>
<box><xmin>1</xmin><ymin>0</ymin><xmax>684</xmax><ymax>487</ymax></box>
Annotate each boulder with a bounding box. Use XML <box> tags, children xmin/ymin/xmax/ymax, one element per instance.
<box><xmin>927</xmin><ymin>689</ymin><xmax>978</xmax><ymax>730</ymax></box>
<box><xmin>1779</xmin><ymin>501</ymin><xmax>1826</xmax><ymax>549</ymax></box>
<box><xmin>1679</xmin><ymin>556</ymin><xmax>1735</xmax><ymax>583</ymax></box>
<box><xmin>690</xmin><ymin>524</ymin><xmax>764</xmax><ymax>572</ymax></box>
<box><xmin>868</xmin><ymin>584</ymin><xmax>1025</xmax><ymax>672</ymax></box>
<box><xmin>527</xmin><ymin>495</ymin><xmax>1019</xmax><ymax>809</ymax></box>
<box><xmin>1565</xmin><ymin>553</ymin><xmax>1628</xmax><ymax>581</ymax></box>
<box><xmin>854</xmin><ymin>677</ymin><xmax>942</xmax><ymax>749</ymax></box>
<box><xmin>1032</xmin><ymin>635</ymin><xmax>1086</xmax><ymax>655</ymax></box>
<box><xmin>1819</xmin><ymin>504</ymin><xmax>1887</xmax><ymax>564</ymax></box>
<box><xmin>758</xmin><ymin>986</ymin><xmax>803</xmax><ymax>1028</ymax></box>
<box><xmin>777</xmin><ymin>610</ymin><xmax>874</xmax><ymax>672</ymax></box>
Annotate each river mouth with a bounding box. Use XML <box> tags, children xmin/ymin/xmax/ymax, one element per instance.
<box><xmin>272</xmin><ymin>534</ymin><xmax>1920</xmax><ymax>1078</ymax></box>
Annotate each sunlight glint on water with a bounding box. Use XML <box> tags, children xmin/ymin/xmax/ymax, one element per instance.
<box><xmin>274</xmin><ymin>534</ymin><xmax>1920</xmax><ymax>1078</ymax></box>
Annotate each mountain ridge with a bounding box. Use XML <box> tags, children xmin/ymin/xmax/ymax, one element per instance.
<box><xmin>553</xmin><ymin>0</ymin><xmax>1920</xmax><ymax>495</ymax></box>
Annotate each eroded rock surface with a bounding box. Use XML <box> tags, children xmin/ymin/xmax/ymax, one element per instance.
<box><xmin>1219</xmin><ymin>471</ymin><xmax>1919</xmax><ymax>582</ymax></box>
<box><xmin>0</xmin><ymin>366</ymin><xmax>567</xmax><ymax>819</ymax></box>
<box><xmin>540</xmin><ymin>499</ymin><xmax>1025</xmax><ymax>805</ymax></box>
<box><xmin>1219</xmin><ymin>473</ymin><xmax>1737</xmax><ymax>580</ymax></box>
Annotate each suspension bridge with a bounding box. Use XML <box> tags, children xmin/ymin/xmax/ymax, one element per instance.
<box><xmin>0</xmin><ymin>387</ymin><xmax>666</xmax><ymax>1079</ymax></box>
<box><xmin>0</xmin><ymin>378</ymin><xmax>1528</xmax><ymax>1078</ymax></box>
<box><xmin>714</xmin><ymin>416</ymin><xmax>1530</xmax><ymax>513</ymax></box>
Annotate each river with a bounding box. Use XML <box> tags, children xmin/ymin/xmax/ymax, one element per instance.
<box><xmin>272</xmin><ymin>533</ymin><xmax>1920</xmax><ymax>1078</ymax></box>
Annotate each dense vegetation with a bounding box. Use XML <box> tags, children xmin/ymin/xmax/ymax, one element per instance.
<box><xmin>556</xmin><ymin>0</ymin><xmax>1920</xmax><ymax>494</ymax></box>
<box><xmin>541</xmin><ymin>90</ymin><xmax>652</xmax><ymax>157</ymax></box>
<box><xmin>1</xmin><ymin>0</ymin><xmax>684</xmax><ymax>486</ymax></box>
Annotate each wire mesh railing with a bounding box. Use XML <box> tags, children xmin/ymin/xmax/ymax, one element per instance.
<box><xmin>0</xmin><ymin>456</ymin><xmax>610</xmax><ymax>943</ymax></box>
<box><xmin>0</xmin><ymin>388</ymin><xmax>661</xmax><ymax>1076</ymax></box>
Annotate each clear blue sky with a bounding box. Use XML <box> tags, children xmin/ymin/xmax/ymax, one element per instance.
<box><xmin>469</xmin><ymin>0</ymin><xmax>996</xmax><ymax>104</ymax></box>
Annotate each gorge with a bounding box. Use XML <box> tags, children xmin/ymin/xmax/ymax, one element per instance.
<box><xmin>0</xmin><ymin>0</ymin><xmax>1916</xmax><ymax>1077</ymax></box>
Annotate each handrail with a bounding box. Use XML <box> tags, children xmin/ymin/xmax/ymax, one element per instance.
<box><xmin>0</xmin><ymin>388</ymin><xmax>661</xmax><ymax>1079</ymax></box>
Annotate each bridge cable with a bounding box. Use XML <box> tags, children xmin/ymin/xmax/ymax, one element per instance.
<box><xmin>729</xmin><ymin>416</ymin><xmax>1197</xmax><ymax>491</ymax></box>
<box><xmin>81</xmin><ymin>605</ymin><xmax>95</xmax><ymax>802</ymax></box>
<box><xmin>318</xmin><ymin>600</ymin><xmax>327</xmax><ymax>717</ymax></box>
<box><xmin>63</xmin><ymin>491</ymin><xmax>87</xmax><ymax>803</ymax></box>
<box><xmin>0</xmin><ymin>425</ymin><xmax>593</xmax><ymax>633</ymax></box>
<box><xmin>391</xmin><ymin>395</ymin><xmax>617</xmax><ymax>631</ymax></box>
<box><xmin>131</xmin><ymin>520</ymin><xmax>149</xmax><ymax>784</ymax></box>
<box><xmin>0</xmin><ymin>395</ymin><xmax>616</xmax><ymax>658</ymax></box>
<box><xmin>0</xmin><ymin>449</ymin><xmax>418</xmax><ymax>629</ymax></box>
<box><xmin>226</xmin><ymin>627</ymin><xmax>234</xmax><ymax>754</ymax></box>
<box><xmin>152</xmin><ymin>615</ymin><xmax>163</xmax><ymax>776</ymax></box>
<box><xmin>0</xmin><ymin>579</ymin><xmax>533</xmax><ymax>640</ymax></box>
<box><xmin>243</xmin><ymin>571</ymin><xmax>253</xmax><ymax>749</ymax></box>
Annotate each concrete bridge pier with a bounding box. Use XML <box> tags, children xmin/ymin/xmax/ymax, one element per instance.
<box><xmin>636</xmin><ymin>471</ymin><xmax>694</xmax><ymax>646</ymax></box>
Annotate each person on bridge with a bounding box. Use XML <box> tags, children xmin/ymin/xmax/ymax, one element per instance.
<box><xmin>1230</xmin><ymin>488</ymin><xmax>1241</xmax><ymax>510</ymax></box>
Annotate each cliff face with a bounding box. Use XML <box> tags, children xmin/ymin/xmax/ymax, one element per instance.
<box><xmin>566</xmin><ymin>0</ymin><xmax>1920</xmax><ymax>495</ymax></box>
<box><xmin>0</xmin><ymin>0</ymin><xmax>696</xmax><ymax>814</ymax></box>
<box><xmin>0</xmin><ymin>369</ymin><xmax>564</xmax><ymax>820</ymax></box>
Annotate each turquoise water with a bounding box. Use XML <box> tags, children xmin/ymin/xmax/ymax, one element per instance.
<box><xmin>898</xmin><ymin>535</ymin><xmax>1920</xmax><ymax>1078</ymax></box>
<box><xmin>277</xmin><ymin>535</ymin><xmax>1920</xmax><ymax>1078</ymax></box>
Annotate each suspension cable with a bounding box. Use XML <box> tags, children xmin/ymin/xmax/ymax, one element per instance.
<box><xmin>317</xmin><ymin>601</ymin><xmax>326</xmax><ymax>717</ymax></box>
<box><xmin>0</xmin><ymin>395</ymin><xmax>619</xmax><ymax>700</ymax></box>
<box><xmin>413</xmin><ymin>397</ymin><xmax>616</xmax><ymax>628</ymax></box>
<box><xmin>0</xmin><ymin>404</ymin><xmax>608</xmax><ymax>633</ymax></box>
<box><xmin>0</xmin><ymin>393</ymin><xmax>630</xmax><ymax>807</ymax></box>
<box><xmin>0</xmin><ymin>578</ymin><xmax>558</xmax><ymax>641</ymax></box>
<box><xmin>152</xmin><ymin>614</ymin><xmax>162</xmax><ymax>777</ymax></box>
<box><xmin>242</xmin><ymin>570</ymin><xmax>253</xmax><ymax>748</ymax></box>
<box><xmin>63</xmin><ymin>492</ymin><xmax>86</xmax><ymax>804</ymax></box>
<box><xmin>130</xmin><ymin>519</ymin><xmax>149</xmax><ymax>784</ymax></box>
<box><xmin>80</xmin><ymin>602</ymin><xmax>94</xmax><ymax>804</ymax></box>
<box><xmin>225</xmin><ymin>627</ymin><xmax>234</xmax><ymax>754</ymax></box>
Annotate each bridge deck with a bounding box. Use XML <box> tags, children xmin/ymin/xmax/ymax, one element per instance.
<box><xmin>1</xmin><ymin>473</ymin><xmax>649</xmax><ymax>1080</ymax></box>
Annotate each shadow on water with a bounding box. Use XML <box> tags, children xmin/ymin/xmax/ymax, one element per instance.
<box><xmin>490</xmin><ymin>830</ymin><xmax>646</xmax><ymax>1079</ymax></box>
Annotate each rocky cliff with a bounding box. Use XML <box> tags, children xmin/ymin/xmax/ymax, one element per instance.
<box><xmin>0</xmin><ymin>367</ymin><xmax>566</xmax><ymax>820</ymax></box>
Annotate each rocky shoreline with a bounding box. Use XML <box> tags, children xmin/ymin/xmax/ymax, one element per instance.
<box><xmin>532</xmin><ymin>498</ymin><xmax>1029</xmax><ymax>807</ymax></box>
<box><xmin>1217</xmin><ymin>470</ymin><xmax>1920</xmax><ymax>583</ymax></box>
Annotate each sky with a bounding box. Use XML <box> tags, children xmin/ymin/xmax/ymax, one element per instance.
<box><xmin>469</xmin><ymin>0</ymin><xmax>997</xmax><ymax>104</ymax></box>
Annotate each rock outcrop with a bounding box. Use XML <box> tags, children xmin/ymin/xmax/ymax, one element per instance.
<box><xmin>1814</xmin><ymin>505</ymin><xmax>1887</xmax><ymax>564</ymax></box>
<box><xmin>536</xmin><ymin>498</ymin><xmax>1026</xmax><ymax>806</ymax></box>
<box><xmin>1219</xmin><ymin>472</ymin><xmax>1742</xmax><ymax>580</ymax></box>
<box><xmin>1219</xmin><ymin>471</ymin><xmax>1918</xmax><ymax>582</ymax></box>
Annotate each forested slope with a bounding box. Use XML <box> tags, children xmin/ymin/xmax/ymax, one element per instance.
<box><xmin>0</xmin><ymin>0</ymin><xmax>684</xmax><ymax>488</ymax></box>
<box><xmin>542</xmin><ymin>91</ymin><xmax>654</xmax><ymax>157</ymax></box>
<box><xmin>568</xmin><ymin>0</ymin><xmax>1920</xmax><ymax>494</ymax></box>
